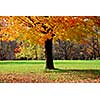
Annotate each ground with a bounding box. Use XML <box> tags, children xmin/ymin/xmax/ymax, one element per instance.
<box><xmin>0</xmin><ymin>60</ymin><xmax>100</xmax><ymax>83</ymax></box>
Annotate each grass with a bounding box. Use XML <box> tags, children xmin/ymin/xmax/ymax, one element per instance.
<box><xmin>0</xmin><ymin>60</ymin><xmax>100</xmax><ymax>82</ymax></box>
<box><xmin>0</xmin><ymin>60</ymin><xmax>100</xmax><ymax>73</ymax></box>
<box><xmin>0</xmin><ymin>62</ymin><xmax>45</xmax><ymax>73</ymax></box>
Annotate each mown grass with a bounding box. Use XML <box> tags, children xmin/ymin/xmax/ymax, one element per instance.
<box><xmin>0</xmin><ymin>60</ymin><xmax>100</xmax><ymax>73</ymax></box>
<box><xmin>0</xmin><ymin>60</ymin><xmax>100</xmax><ymax>82</ymax></box>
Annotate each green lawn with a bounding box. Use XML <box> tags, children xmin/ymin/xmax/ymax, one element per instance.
<box><xmin>0</xmin><ymin>60</ymin><xmax>100</xmax><ymax>73</ymax></box>
<box><xmin>0</xmin><ymin>60</ymin><xmax>100</xmax><ymax>83</ymax></box>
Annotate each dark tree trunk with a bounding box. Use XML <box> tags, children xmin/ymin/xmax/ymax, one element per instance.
<box><xmin>96</xmin><ymin>34</ymin><xmax>100</xmax><ymax>57</ymax></box>
<box><xmin>34</xmin><ymin>45</ymin><xmax>38</xmax><ymax>60</ymax></box>
<box><xmin>92</xmin><ymin>36</ymin><xmax>96</xmax><ymax>59</ymax></box>
<box><xmin>45</xmin><ymin>39</ymin><xmax>55</xmax><ymax>69</ymax></box>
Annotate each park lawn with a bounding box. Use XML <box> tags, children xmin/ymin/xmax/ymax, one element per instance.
<box><xmin>0</xmin><ymin>60</ymin><xmax>100</xmax><ymax>73</ymax></box>
<box><xmin>0</xmin><ymin>60</ymin><xmax>100</xmax><ymax>83</ymax></box>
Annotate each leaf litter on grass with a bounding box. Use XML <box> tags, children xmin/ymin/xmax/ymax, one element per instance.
<box><xmin>0</xmin><ymin>70</ymin><xmax>100</xmax><ymax>83</ymax></box>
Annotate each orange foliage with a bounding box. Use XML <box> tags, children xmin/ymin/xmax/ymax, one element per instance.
<box><xmin>0</xmin><ymin>16</ymin><xmax>100</xmax><ymax>45</ymax></box>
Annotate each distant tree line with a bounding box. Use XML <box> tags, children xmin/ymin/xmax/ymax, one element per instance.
<box><xmin>53</xmin><ymin>38</ymin><xmax>100</xmax><ymax>60</ymax></box>
<box><xmin>0</xmin><ymin>37</ymin><xmax>100</xmax><ymax>60</ymax></box>
<box><xmin>0</xmin><ymin>41</ymin><xmax>16</xmax><ymax>60</ymax></box>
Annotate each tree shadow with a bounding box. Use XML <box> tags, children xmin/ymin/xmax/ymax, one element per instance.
<box><xmin>54</xmin><ymin>68</ymin><xmax>72</xmax><ymax>72</ymax></box>
<box><xmin>45</xmin><ymin>68</ymin><xmax>100</xmax><ymax>75</ymax></box>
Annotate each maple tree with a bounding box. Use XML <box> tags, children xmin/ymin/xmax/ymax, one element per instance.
<box><xmin>0</xmin><ymin>16</ymin><xmax>100</xmax><ymax>69</ymax></box>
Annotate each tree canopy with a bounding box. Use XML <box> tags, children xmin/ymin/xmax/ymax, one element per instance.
<box><xmin>0</xmin><ymin>16</ymin><xmax>100</xmax><ymax>69</ymax></box>
<box><xmin>0</xmin><ymin>16</ymin><xmax>100</xmax><ymax>44</ymax></box>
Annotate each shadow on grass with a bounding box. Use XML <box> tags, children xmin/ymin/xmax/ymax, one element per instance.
<box><xmin>45</xmin><ymin>68</ymin><xmax>100</xmax><ymax>75</ymax></box>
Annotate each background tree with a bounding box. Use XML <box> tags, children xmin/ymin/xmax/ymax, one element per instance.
<box><xmin>15</xmin><ymin>41</ymin><xmax>45</xmax><ymax>60</ymax></box>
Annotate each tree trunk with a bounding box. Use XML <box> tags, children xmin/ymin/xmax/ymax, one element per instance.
<box><xmin>92</xmin><ymin>36</ymin><xmax>96</xmax><ymax>59</ymax></box>
<box><xmin>45</xmin><ymin>39</ymin><xmax>55</xmax><ymax>69</ymax></box>
<box><xmin>96</xmin><ymin>34</ymin><xmax>100</xmax><ymax>57</ymax></box>
<box><xmin>34</xmin><ymin>45</ymin><xmax>38</xmax><ymax>60</ymax></box>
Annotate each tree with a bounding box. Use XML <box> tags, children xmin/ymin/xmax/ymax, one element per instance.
<box><xmin>0</xmin><ymin>16</ymin><xmax>100</xmax><ymax>69</ymax></box>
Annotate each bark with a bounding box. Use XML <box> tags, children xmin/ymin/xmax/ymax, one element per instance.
<box><xmin>45</xmin><ymin>39</ymin><xmax>55</xmax><ymax>69</ymax></box>
<box><xmin>92</xmin><ymin>36</ymin><xmax>96</xmax><ymax>59</ymax></box>
<box><xmin>96</xmin><ymin>34</ymin><xmax>100</xmax><ymax>57</ymax></box>
<box><xmin>0</xmin><ymin>41</ymin><xmax>2</xmax><ymax>60</ymax></box>
<box><xmin>34</xmin><ymin>45</ymin><xmax>38</xmax><ymax>60</ymax></box>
